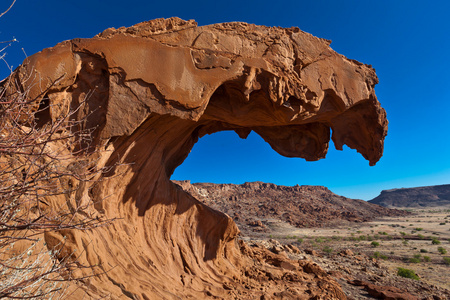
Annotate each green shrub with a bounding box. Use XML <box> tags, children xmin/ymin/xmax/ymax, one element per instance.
<box><xmin>397</xmin><ymin>268</ymin><xmax>420</xmax><ymax>280</ymax></box>
<box><xmin>423</xmin><ymin>256</ymin><xmax>431</xmax><ymax>262</ymax></box>
<box><xmin>409</xmin><ymin>257</ymin><xmax>421</xmax><ymax>263</ymax></box>
<box><xmin>400</xmin><ymin>232</ymin><xmax>406</xmax><ymax>236</ymax></box>
<box><xmin>439</xmin><ymin>222</ymin><xmax>446</xmax><ymax>225</ymax></box>
<box><xmin>443</xmin><ymin>257</ymin><xmax>450</xmax><ymax>265</ymax></box>
<box><xmin>417</xmin><ymin>234</ymin><xmax>425</xmax><ymax>239</ymax></box>
<box><xmin>372</xmin><ymin>251</ymin><xmax>387</xmax><ymax>260</ymax></box>
<box><xmin>415</xmin><ymin>228</ymin><xmax>423</xmax><ymax>231</ymax></box>
<box><xmin>371</xmin><ymin>241</ymin><xmax>380</xmax><ymax>247</ymax></box>
<box><xmin>438</xmin><ymin>247</ymin><xmax>447</xmax><ymax>254</ymax></box>
<box><xmin>420</xmin><ymin>249</ymin><xmax>428</xmax><ymax>253</ymax></box>
<box><xmin>432</xmin><ymin>238</ymin><xmax>441</xmax><ymax>245</ymax></box>
<box><xmin>402</xmin><ymin>239</ymin><xmax>408</xmax><ymax>245</ymax></box>
<box><xmin>297</xmin><ymin>238</ymin><xmax>303</xmax><ymax>244</ymax></box>
<box><xmin>323</xmin><ymin>246</ymin><xmax>333</xmax><ymax>254</ymax></box>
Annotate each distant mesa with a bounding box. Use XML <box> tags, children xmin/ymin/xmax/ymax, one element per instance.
<box><xmin>369</xmin><ymin>184</ymin><xmax>450</xmax><ymax>208</ymax></box>
<box><xmin>3</xmin><ymin>17</ymin><xmax>387</xmax><ymax>299</ymax></box>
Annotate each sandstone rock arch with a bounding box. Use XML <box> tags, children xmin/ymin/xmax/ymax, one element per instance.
<box><xmin>5</xmin><ymin>18</ymin><xmax>387</xmax><ymax>299</ymax></box>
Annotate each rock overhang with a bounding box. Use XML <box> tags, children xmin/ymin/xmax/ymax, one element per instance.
<box><xmin>8</xmin><ymin>17</ymin><xmax>387</xmax><ymax>167</ymax></box>
<box><xmin>0</xmin><ymin>17</ymin><xmax>388</xmax><ymax>299</ymax></box>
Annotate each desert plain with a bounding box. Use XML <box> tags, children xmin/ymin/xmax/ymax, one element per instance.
<box><xmin>242</xmin><ymin>207</ymin><xmax>450</xmax><ymax>298</ymax></box>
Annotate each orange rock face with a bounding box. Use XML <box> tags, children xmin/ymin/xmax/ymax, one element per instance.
<box><xmin>7</xmin><ymin>18</ymin><xmax>387</xmax><ymax>298</ymax></box>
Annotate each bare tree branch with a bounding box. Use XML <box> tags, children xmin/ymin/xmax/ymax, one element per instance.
<box><xmin>0</xmin><ymin>0</ymin><xmax>16</xmax><ymax>19</ymax></box>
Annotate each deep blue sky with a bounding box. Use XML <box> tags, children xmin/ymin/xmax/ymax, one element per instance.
<box><xmin>1</xmin><ymin>1</ymin><xmax>449</xmax><ymax>200</ymax></box>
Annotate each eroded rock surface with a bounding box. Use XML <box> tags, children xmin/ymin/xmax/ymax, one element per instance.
<box><xmin>4</xmin><ymin>18</ymin><xmax>388</xmax><ymax>299</ymax></box>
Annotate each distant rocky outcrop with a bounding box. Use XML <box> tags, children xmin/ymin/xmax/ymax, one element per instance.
<box><xmin>3</xmin><ymin>17</ymin><xmax>387</xmax><ymax>299</ymax></box>
<box><xmin>175</xmin><ymin>181</ymin><xmax>408</xmax><ymax>234</ymax></box>
<box><xmin>369</xmin><ymin>184</ymin><xmax>450</xmax><ymax>208</ymax></box>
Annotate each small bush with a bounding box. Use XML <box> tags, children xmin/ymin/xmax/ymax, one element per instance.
<box><xmin>432</xmin><ymin>238</ymin><xmax>441</xmax><ymax>245</ymax></box>
<box><xmin>371</xmin><ymin>241</ymin><xmax>380</xmax><ymax>247</ymax></box>
<box><xmin>438</xmin><ymin>247</ymin><xmax>447</xmax><ymax>254</ymax></box>
<box><xmin>402</xmin><ymin>239</ymin><xmax>408</xmax><ymax>245</ymax></box>
<box><xmin>423</xmin><ymin>256</ymin><xmax>431</xmax><ymax>262</ymax></box>
<box><xmin>297</xmin><ymin>238</ymin><xmax>303</xmax><ymax>244</ymax></box>
<box><xmin>420</xmin><ymin>249</ymin><xmax>428</xmax><ymax>253</ymax></box>
<box><xmin>417</xmin><ymin>234</ymin><xmax>425</xmax><ymax>239</ymax></box>
<box><xmin>415</xmin><ymin>228</ymin><xmax>423</xmax><ymax>231</ymax></box>
<box><xmin>315</xmin><ymin>237</ymin><xmax>324</xmax><ymax>243</ymax></box>
<box><xmin>400</xmin><ymin>232</ymin><xmax>406</xmax><ymax>236</ymax></box>
<box><xmin>397</xmin><ymin>268</ymin><xmax>420</xmax><ymax>280</ymax></box>
<box><xmin>409</xmin><ymin>257</ymin><xmax>421</xmax><ymax>263</ymax></box>
<box><xmin>443</xmin><ymin>257</ymin><xmax>450</xmax><ymax>265</ymax></box>
<box><xmin>372</xmin><ymin>251</ymin><xmax>387</xmax><ymax>260</ymax></box>
<box><xmin>439</xmin><ymin>223</ymin><xmax>446</xmax><ymax>225</ymax></box>
<box><xmin>323</xmin><ymin>246</ymin><xmax>333</xmax><ymax>254</ymax></box>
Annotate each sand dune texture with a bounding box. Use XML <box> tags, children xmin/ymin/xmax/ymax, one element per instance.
<box><xmin>3</xmin><ymin>18</ymin><xmax>388</xmax><ymax>299</ymax></box>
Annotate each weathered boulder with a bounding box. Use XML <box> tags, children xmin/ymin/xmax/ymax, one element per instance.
<box><xmin>4</xmin><ymin>17</ymin><xmax>387</xmax><ymax>299</ymax></box>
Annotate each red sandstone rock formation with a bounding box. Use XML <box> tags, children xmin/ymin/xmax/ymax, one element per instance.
<box><xmin>4</xmin><ymin>18</ymin><xmax>387</xmax><ymax>299</ymax></box>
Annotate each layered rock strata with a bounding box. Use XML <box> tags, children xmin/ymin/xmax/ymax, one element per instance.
<box><xmin>4</xmin><ymin>18</ymin><xmax>387</xmax><ymax>299</ymax></box>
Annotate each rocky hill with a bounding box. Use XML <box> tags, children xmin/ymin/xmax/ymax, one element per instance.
<box><xmin>369</xmin><ymin>184</ymin><xmax>450</xmax><ymax>208</ymax></box>
<box><xmin>174</xmin><ymin>181</ymin><xmax>408</xmax><ymax>236</ymax></box>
